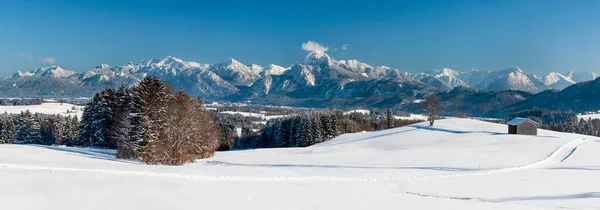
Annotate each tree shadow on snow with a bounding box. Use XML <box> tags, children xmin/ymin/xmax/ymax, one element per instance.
<box><xmin>320</xmin><ymin>128</ymin><xmax>420</xmax><ymax>146</ymax></box>
<box><xmin>206</xmin><ymin>161</ymin><xmax>483</xmax><ymax>172</ymax></box>
<box><xmin>411</xmin><ymin>125</ymin><xmax>509</xmax><ymax>135</ymax></box>
<box><xmin>489</xmin><ymin>192</ymin><xmax>600</xmax><ymax>202</ymax></box>
<box><xmin>410</xmin><ymin>125</ymin><xmax>559</xmax><ymax>138</ymax></box>
<box><xmin>408</xmin><ymin>191</ymin><xmax>600</xmax><ymax>203</ymax></box>
<box><xmin>546</xmin><ymin>167</ymin><xmax>600</xmax><ymax>171</ymax></box>
<box><xmin>30</xmin><ymin>145</ymin><xmax>137</xmax><ymax>164</ymax></box>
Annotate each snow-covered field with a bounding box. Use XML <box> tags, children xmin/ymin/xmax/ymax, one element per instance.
<box><xmin>344</xmin><ymin>109</ymin><xmax>370</xmax><ymax>115</ymax></box>
<box><xmin>394</xmin><ymin>113</ymin><xmax>427</xmax><ymax>120</ymax></box>
<box><xmin>578</xmin><ymin>113</ymin><xmax>600</xmax><ymax>120</ymax></box>
<box><xmin>1</xmin><ymin>118</ymin><xmax>599</xmax><ymax>209</ymax></box>
<box><xmin>0</xmin><ymin>103</ymin><xmax>84</xmax><ymax>118</ymax></box>
<box><xmin>219</xmin><ymin>111</ymin><xmax>288</xmax><ymax>120</ymax></box>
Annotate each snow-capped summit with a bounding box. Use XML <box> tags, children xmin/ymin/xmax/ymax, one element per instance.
<box><xmin>143</xmin><ymin>56</ymin><xmax>204</xmax><ymax>70</ymax></box>
<box><xmin>250</xmin><ymin>64</ymin><xmax>264</xmax><ymax>74</ymax></box>
<box><xmin>300</xmin><ymin>51</ymin><xmax>334</xmax><ymax>65</ymax></box>
<box><xmin>434</xmin><ymin>68</ymin><xmax>467</xmax><ymax>87</ymax></box>
<box><xmin>414</xmin><ymin>68</ymin><xmax>467</xmax><ymax>89</ymax></box>
<box><xmin>40</xmin><ymin>66</ymin><xmax>76</xmax><ymax>78</ymax></box>
<box><xmin>210</xmin><ymin>58</ymin><xmax>261</xmax><ymax>86</ymax></box>
<box><xmin>569</xmin><ymin>71</ymin><xmax>600</xmax><ymax>83</ymax></box>
<box><xmin>13</xmin><ymin>66</ymin><xmax>76</xmax><ymax>78</ymax></box>
<box><xmin>12</xmin><ymin>71</ymin><xmax>34</xmax><ymax>78</ymax></box>
<box><xmin>260</xmin><ymin>64</ymin><xmax>288</xmax><ymax>76</ymax></box>
<box><xmin>95</xmin><ymin>64</ymin><xmax>112</xmax><ymax>70</ymax></box>
<box><xmin>543</xmin><ymin>72</ymin><xmax>574</xmax><ymax>85</ymax></box>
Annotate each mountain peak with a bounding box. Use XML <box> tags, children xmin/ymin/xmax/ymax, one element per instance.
<box><xmin>96</xmin><ymin>64</ymin><xmax>112</xmax><ymax>69</ymax></box>
<box><xmin>439</xmin><ymin>68</ymin><xmax>461</xmax><ymax>77</ymax></box>
<box><xmin>300</xmin><ymin>51</ymin><xmax>333</xmax><ymax>65</ymax></box>
<box><xmin>261</xmin><ymin>64</ymin><xmax>287</xmax><ymax>76</ymax></box>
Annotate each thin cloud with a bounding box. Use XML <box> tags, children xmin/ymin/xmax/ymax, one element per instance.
<box><xmin>40</xmin><ymin>57</ymin><xmax>57</xmax><ymax>64</ymax></box>
<box><xmin>302</xmin><ymin>41</ymin><xmax>328</xmax><ymax>53</ymax></box>
<box><xmin>19</xmin><ymin>53</ymin><xmax>33</xmax><ymax>61</ymax></box>
<box><xmin>341</xmin><ymin>44</ymin><xmax>349</xmax><ymax>51</ymax></box>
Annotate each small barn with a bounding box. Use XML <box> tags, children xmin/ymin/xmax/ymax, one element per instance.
<box><xmin>507</xmin><ymin>118</ymin><xmax>538</xmax><ymax>135</ymax></box>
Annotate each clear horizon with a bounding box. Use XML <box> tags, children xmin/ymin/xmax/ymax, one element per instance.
<box><xmin>2</xmin><ymin>0</ymin><xmax>600</xmax><ymax>75</ymax></box>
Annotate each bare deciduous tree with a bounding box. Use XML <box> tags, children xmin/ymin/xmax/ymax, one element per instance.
<box><xmin>141</xmin><ymin>89</ymin><xmax>220</xmax><ymax>165</ymax></box>
<box><xmin>421</xmin><ymin>95</ymin><xmax>443</xmax><ymax>126</ymax></box>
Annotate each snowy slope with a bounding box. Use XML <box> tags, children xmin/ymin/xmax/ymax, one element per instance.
<box><xmin>0</xmin><ymin>119</ymin><xmax>599</xmax><ymax>210</ymax></box>
<box><xmin>219</xmin><ymin>111</ymin><xmax>288</xmax><ymax>120</ymax></box>
<box><xmin>343</xmin><ymin>109</ymin><xmax>370</xmax><ymax>115</ymax></box>
<box><xmin>0</xmin><ymin>103</ymin><xmax>84</xmax><ymax>118</ymax></box>
<box><xmin>578</xmin><ymin>113</ymin><xmax>600</xmax><ymax>120</ymax></box>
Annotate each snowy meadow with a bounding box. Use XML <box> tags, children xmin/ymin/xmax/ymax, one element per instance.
<box><xmin>1</xmin><ymin>118</ymin><xmax>600</xmax><ymax>209</ymax></box>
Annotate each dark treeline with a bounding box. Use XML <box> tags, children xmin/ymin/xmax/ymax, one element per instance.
<box><xmin>0</xmin><ymin>111</ymin><xmax>79</xmax><ymax>145</ymax></box>
<box><xmin>213</xmin><ymin>113</ymin><xmax>264</xmax><ymax>130</ymax></box>
<box><xmin>234</xmin><ymin>110</ymin><xmax>423</xmax><ymax>149</ymax></box>
<box><xmin>508</xmin><ymin>108</ymin><xmax>600</xmax><ymax>137</ymax></box>
<box><xmin>0</xmin><ymin>98</ymin><xmax>44</xmax><ymax>106</ymax></box>
<box><xmin>77</xmin><ymin>76</ymin><xmax>221</xmax><ymax>165</ymax></box>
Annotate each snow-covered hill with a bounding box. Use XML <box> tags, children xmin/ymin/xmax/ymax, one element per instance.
<box><xmin>1</xmin><ymin>118</ymin><xmax>599</xmax><ymax>210</ymax></box>
<box><xmin>0</xmin><ymin>103</ymin><xmax>84</xmax><ymax>118</ymax></box>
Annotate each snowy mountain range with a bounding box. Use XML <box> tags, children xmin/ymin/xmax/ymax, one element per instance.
<box><xmin>3</xmin><ymin>52</ymin><xmax>599</xmax><ymax>105</ymax></box>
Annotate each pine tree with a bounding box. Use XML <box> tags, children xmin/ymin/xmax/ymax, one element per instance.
<box><xmin>92</xmin><ymin>88</ymin><xmax>116</xmax><ymax>147</ymax></box>
<box><xmin>123</xmin><ymin>76</ymin><xmax>169</xmax><ymax>159</ymax></box>
<box><xmin>62</xmin><ymin>116</ymin><xmax>79</xmax><ymax>146</ymax></box>
<box><xmin>15</xmin><ymin>110</ymin><xmax>41</xmax><ymax>144</ymax></box>
<box><xmin>217</xmin><ymin>122</ymin><xmax>237</xmax><ymax>151</ymax></box>
<box><xmin>0</xmin><ymin>117</ymin><xmax>8</xmax><ymax>144</ymax></box>
<box><xmin>76</xmin><ymin>98</ymin><xmax>95</xmax><ymax>146</ymax></box>
<box><xmin>77</xmin><ymin>88</ymin><xmax>116</xmax><ymax>148</ymax></box>
<box><xmin>5</xmin><ymin>114</ymin><xmax>15</xmax><ymax>143</ymax></box>
<box><xmin>110</xmin><ymin>84</ymin><xmax>134</xmax><ymax>156</ymax></box>
<box><xmin>51</xmin><ymin>115</ymin><xmax>66</xmax><ymax>145</ymax></box>
<box><xmin>387</xmin><ymin>108</ymin><xmax>395</xmax><ymax>129</ymax></box>
<box><xmin>40</xmin><ymin>120</ymin><xmax>55</xmax><ymax>145</ymax></box>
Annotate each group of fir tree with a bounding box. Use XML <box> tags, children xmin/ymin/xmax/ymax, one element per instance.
<box><xmin>0</xmin><ymin>111</ymin><xmax>78</xmax><ymax>145</ymax></box>
<box><xmin>77</xmin><ymin>76</ymin><xmax>221</xmax><ymax>165</ymax></box>
<box><xmin>235</xmin><ymin>112</ymin><xmax>339</xmax><ymax>149</ymax></box>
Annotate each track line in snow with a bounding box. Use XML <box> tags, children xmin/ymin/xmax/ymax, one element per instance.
<box><xmin>0</xmin><ymin>139</ymin><xmax>588</xmax><ymax>182</ymax></box>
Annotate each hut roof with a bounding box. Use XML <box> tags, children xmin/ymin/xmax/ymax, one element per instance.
<box><xmin>507</xmin><ymin>117</ymin><xmax>539</xmax><ymax>126</ymax></box>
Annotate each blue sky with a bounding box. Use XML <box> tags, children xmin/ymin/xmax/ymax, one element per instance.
<box><xmin>2</xmin><ymin>0</ymin><xmax>600</xmax><ymax>75</ymax></box>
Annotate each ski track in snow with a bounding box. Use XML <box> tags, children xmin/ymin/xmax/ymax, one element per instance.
<box><xmin>0</xmin><ymin>139</ymin><xmax>588</xmax><ymax>182</ymax></box>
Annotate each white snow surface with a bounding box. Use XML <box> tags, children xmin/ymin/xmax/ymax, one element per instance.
<box><xmin>578</xmin><ymin>113</ymin><xmax>600</xmax><ymax>120</ymax></box>
<box><xmin>1</xmin><ymin>119</ymin><xmax>599</xmax><ymax>210</ymax></box>
<box><xmin>219</xmin><ymin>111</ymin><xmax>288</xmax><ymax>120</ymax></box>
<box><xmin>394</xmin><ymin>114</ymin><xmax>427</xmax><ymax>120</ymax></box>
<box><xmin>0</xmin><ymin>103</ymin><xmax>84</xmax><ymax>118</ymax></box>
<box><xmin>343</xmin><ymin>109</ymin><xmax>370</xmax><ymax>115</ymax></box>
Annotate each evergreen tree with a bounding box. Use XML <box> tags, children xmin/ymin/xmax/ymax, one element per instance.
<box><xmin>217</xmin><ymin>122</ymin><xmax>237</xmax><ymax>151</ymax></box>
<box><xmin>76</xmin><ymin>98</ymin><xmax>95</xmax><ymax>146</ymax></box>
<box><xmin>387</xmin><ymin>108</ymin><xmax>395</xmax><ymax>129</ymax></box>
<box><xmin>110</xmin><ymin>84</ymin><xmax>134</xmax><ymax>157</ymax></box>
<box><xmin>0</xmin><ymin>117</ymin><xmax>9</xmax><ymax>143</ymax></box>
<box><xmin>77</xmin><ymin>88</ymin><xmax>116</xmax><ymax>148</ymax></box>
<box><xmin>122</xmin><ymin>76</ymin><xmax>169</xmax><ymax>159</ymax></box>
<box><xmin>14</xmin><ymin>110</ymin><xmax>41</xmax><ymax>144</ymax></box>
<box><xmin>40</xmin><ymin>120</ymin><xmax>55</xmax><ymax>145</ymax></box>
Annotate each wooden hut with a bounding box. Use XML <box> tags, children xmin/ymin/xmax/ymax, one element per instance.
<box><xmin>507</xmin><ymin>118</ymin><xmax>538</xmax><ymax>135</ymax></box>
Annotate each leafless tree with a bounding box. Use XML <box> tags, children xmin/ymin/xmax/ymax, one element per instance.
<box><xmin>141</xmin><ymin>89</ymin><xmax>220</xmax><ymax>165</ymax></box>
<box><xmin>421</xmin><ymin>95</ymin><xmax>443</xmax><ymax>126</ymax></box>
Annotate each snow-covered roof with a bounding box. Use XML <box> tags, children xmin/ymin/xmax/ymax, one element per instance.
<box><xmin>507</xmin><ymin>117</ymin><xmax>539</xmax><ymax>126</ymax></box>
